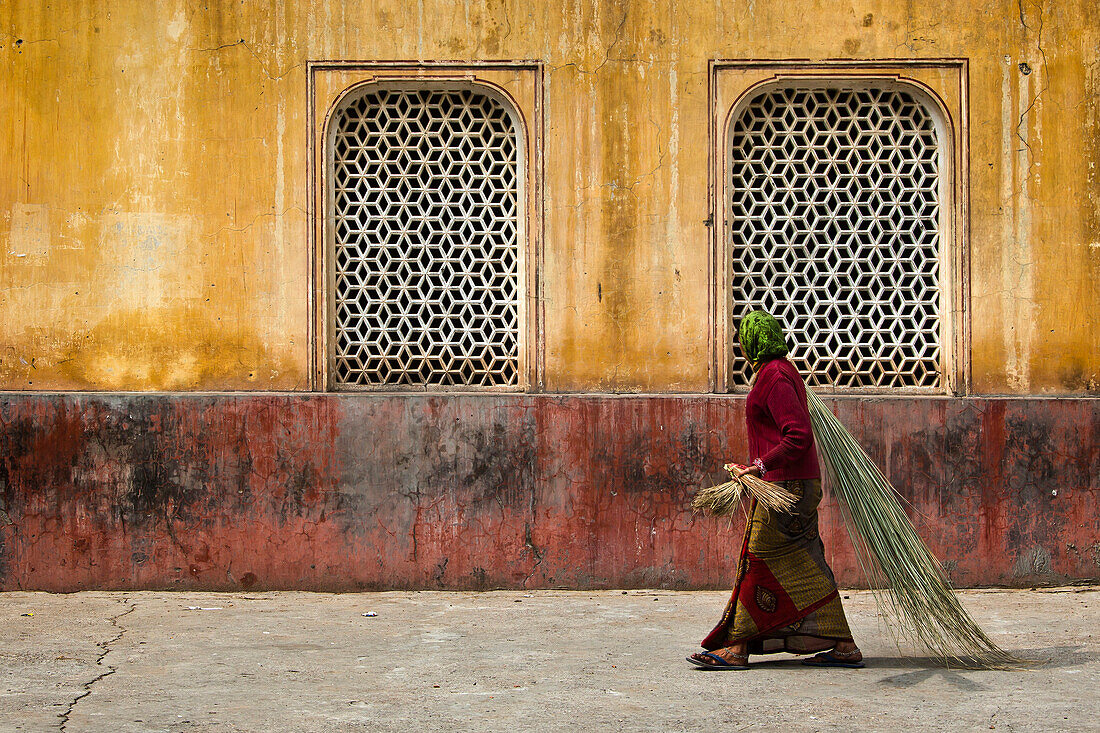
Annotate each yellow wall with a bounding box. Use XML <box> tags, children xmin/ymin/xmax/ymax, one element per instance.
<box><xmin>1</xmin><ymin>0</ymin><xmax>1097</xmax><ymax>394</ymax></box>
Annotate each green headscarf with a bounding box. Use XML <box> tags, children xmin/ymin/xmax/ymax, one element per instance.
<box><xmin>737</xmin><ymin>310</ymin><xmax>790</xmax><ymax>367</ymax></box>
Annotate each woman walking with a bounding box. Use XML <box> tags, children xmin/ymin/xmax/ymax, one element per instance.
<box><xmin>687</xmin><ymin>311</ymin><xmax>863</xmax><ymax>670</ymax></box>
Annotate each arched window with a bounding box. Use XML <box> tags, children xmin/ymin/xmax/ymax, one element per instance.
<box><xmin>727</xmin><ymin>84</ymin><xmax>945</xmax><ymax>390</ymax></box>
<box><xmin>328</xmin><ymin>85</ymin><xmax>524</xmax><ymax>388</ymax></box>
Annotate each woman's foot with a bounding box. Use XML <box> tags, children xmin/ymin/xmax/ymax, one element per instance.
<box><xmin>831</xmin><ymin>641</ymin><xmax>863</xmax><ymax>663</ymax></box>
<box><xmin>802</xmin><ymin>641</ymin><xmax>864</xmax><ymax>668</ymax></box>
<box><xmin>687</xmin><ymin>644</ymin><xmax>750</xmax><ymax>669</ymax></box>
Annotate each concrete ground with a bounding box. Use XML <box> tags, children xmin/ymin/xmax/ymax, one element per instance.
<box><xmin>1</xmin><ymin>588</ymin><xmax>1096</xmax><ymax>732</ymax></box>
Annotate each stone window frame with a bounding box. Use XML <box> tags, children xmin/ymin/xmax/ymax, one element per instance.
<box><xmin>308</xmin><ymin>61</ymin><xmax>545</xmax><ymax>392</ymax></box>
<box><xmin>708</xmin><ymin>59</ymin><xmax>971</xmax><ymax>395</ymax></box>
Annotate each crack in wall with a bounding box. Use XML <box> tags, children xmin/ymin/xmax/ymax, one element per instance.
<box><xmin>1001</xmin><ymin>0</ymin><xmax>1050</xmax><ymax>391</ymax></box>
<box><xmin>57</xmin><ymin>597</ymin><xmax>137</xmax><ymax>732</ymax></box>
<box><xmin>193</xmin><ymin>37</ymin><xmax>304</xmax><ymax>82</ymax></box>
<box><xmin>895</xmin><ymin>13</ymin><xmax>941</xmax><ymax>53</ymax></box>
<box><xmin>0</xmin><ymin>488</ymin><xmax>12</xmax><ymax>525</ymax></box>
<box><xmin>1014</xmin><ymin>0</ymin><xmax>1050</xmax><ymax>180</ymax></box>
<box><xmin>593</xmin><ymin>7</ymin><xmax>630</xmax><ymax>75</ymax></box>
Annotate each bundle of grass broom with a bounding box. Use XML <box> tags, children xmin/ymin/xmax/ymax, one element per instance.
<box><xmin>805</xmin><ymin>388</ymin><xmax>1021</xmax><ymax>669</ymax></box>
<box><xmin>692</xmin><ymin>463</ymin><xmax>799</xmax><ymax>517</ymax></box>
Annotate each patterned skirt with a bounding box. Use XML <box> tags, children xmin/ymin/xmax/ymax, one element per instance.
<box><xmin>702</xmin><ymin>479</ymin><xmax>853</xmax><ymax>654</ymax></box>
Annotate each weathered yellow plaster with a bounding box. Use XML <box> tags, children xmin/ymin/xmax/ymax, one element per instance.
<box><xmin>0</xmin><ymin>0</ymin><xmax>1096</xmax><ymax>393</ymax></box>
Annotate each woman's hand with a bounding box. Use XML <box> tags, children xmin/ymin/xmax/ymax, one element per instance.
<box><xmin>724</xmin><ymin>462</ymin><xmax>762</xmax><ymax>478</ymax></box>
<box><xmin>735</xmin><ymin>464</ymin><xmax>761</xmax><ymax>478</ymax></box>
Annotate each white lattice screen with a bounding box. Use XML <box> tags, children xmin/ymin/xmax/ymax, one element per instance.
<box><xmin>728</xmin><ymin>86</ymin><xmax>942</xmax><ymax>389</ymax></box>
<box><xmin>330</xmin><ymin>87</ymin><xmax>521</xmax><ymax>388</ymax></box>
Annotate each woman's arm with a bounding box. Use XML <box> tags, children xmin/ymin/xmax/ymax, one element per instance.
<box><xmin>758</xmin><ymin>375</ymin><xmax>814</xmax><ymax>472</ymax></box>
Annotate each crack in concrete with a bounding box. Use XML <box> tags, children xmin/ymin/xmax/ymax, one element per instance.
<box><xmin>58</xmin><ymin>597</ymin><xmax>137</xmax><ymax>732</ymax></box>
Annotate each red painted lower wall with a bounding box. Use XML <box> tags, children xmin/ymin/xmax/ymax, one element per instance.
<box><xmin>0</xmin><ymin>394</ymin><xmax>1096</xmax><ymax>591</ymax></box>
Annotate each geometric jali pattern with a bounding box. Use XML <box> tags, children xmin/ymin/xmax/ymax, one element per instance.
<box><xmin>729</xmin><ymin>87</ymin><xmax>941</xmax><ymax>389</ymax></box>
<box><xmin>332</xmin><ymin>88</ymin><xmax>520</xmax><ymax>387</ymax></box>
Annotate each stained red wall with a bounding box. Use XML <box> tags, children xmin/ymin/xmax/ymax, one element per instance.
<box><xmin>0</xmin><ymin>395</ymin><xmax>1095</xmax><ymax>591</ymax></box>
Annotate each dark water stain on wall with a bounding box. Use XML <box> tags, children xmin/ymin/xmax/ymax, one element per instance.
<box><xmin>456</xmin><ymin>419</ymin><xmax>537</xmax><ymax>508</ymax></box>
<box><xmin>0</xmin><ymin>395</ymin><xmax>342</xmax><ymax>590</ymax></box>
<box><xmin>0</xmin><ymin>394</ymin><xmax>1096</xmax><ymax>591</ymax></box>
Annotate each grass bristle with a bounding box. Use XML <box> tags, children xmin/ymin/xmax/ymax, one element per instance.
<box><xmin>806</xmin><ymin>388</ymin><xmax>1027</xmax><ymax>669</ymax></box>
<box><xmin>693</xmin><ymin>474</ymin><xmax>798</xmax><ymax>517</ymax></box>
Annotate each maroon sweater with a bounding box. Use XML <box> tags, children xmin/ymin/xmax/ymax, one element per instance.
<box><xmin>746</xmin><ymin>358</ymin><xmax>821</xmax><ymax>481</ymax></box>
